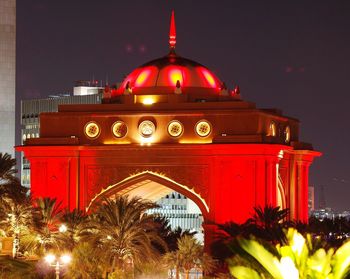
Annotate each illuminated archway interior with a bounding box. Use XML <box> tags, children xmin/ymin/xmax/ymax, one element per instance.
<box><xmin>88</xmin><ymin>171</ymin><xmax>205</xmax><ymax>243</ymax></box>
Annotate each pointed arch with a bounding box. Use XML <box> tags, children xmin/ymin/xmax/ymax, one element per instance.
<box><xmin>86</xmin><ymin>170</ymin><xmax>209</xmax><ymax>219</ymax></box>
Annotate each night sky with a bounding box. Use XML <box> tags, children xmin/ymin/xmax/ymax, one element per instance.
<box><xmin>16</xmin><ymin>1</ymin><xmax>350</xmax><ymax>211</ymax></box>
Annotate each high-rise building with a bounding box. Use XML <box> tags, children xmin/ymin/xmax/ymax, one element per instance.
<box><xmin>0</xmin><ymin>0</ymin><xmax>16</xmax><ymax>156</ymax></box>
<box><xmin>308</xmin><ymin>185</ymin><xmax>315</xmax><ymax>213</ymax></box>
<box><xmin>21</xmin><ymin>82</ymin><xmax>104</xmax><ymax>187</ymax></box>
<box><xmin>318</xmin><ymin>185</ymin><xmax>327</xmax><ymax>209</ymax></box>
<box><xmin>148</xmin><ymin>192</ymin><xmax>203</xmax><ymax>242</ymax></box>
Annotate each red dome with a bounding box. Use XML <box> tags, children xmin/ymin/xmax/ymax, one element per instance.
<box><xmin>115</xmin><ymin>51</ymin><xmax>224</xmax><ymax>96</ymax></box>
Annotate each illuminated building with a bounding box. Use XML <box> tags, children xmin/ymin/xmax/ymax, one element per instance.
<box><xmin>308</xmin><ymin>186</ymin><xmax>315</xmax><ymax>214</ymax></box>
<box><xmin>20</xmin><ymin>81</ymin><xmax>203</xmax><ymax>239</ymax></box>
<box><xmin>17</xmin><ymin>12</ymin><xmax>321</xmax><ymax>248</ymax></box>
<box><xmin>0</xmin><ymin>0</ymin><xmax>15</xmax><ymax>156</ymax></box>
<box><xmin>148</xmin><ymin>192</ymin><xmax>204</xmax><ymax>243</ymax></box>
<box><xmin>20</xmin><ymin>81</ymin><xmax>103</xmax><ymax>187</ymax></box>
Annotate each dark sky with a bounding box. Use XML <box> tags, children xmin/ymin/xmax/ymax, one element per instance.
<box><xmin>16</xmin><ymin>1</ymin><xmax>350</xmax><ymax>211</ymax></box>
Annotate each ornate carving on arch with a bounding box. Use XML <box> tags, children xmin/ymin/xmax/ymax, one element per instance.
<box><xmin>86</xmin><ymin>170</ymin><xmax>210</xmax><ymax>219</ymax></box>
<box><xmin>85</xmin><ymin>164</ymin><xmax>210</xmax><ymax>210</ymax></box>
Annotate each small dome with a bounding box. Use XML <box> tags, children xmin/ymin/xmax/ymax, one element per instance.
<box><xmin>115</xmin><ymin>52</ymin><xmax>223</xmax><ymax>95</ymax></box>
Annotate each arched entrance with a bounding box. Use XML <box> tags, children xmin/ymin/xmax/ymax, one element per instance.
<box><xmin>86</xmin><ymin>171</ymin><xmax>209</xmax><ymax>243</ymax></box>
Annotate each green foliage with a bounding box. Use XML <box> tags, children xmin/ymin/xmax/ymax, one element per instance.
<box><xmin>85</xmin><ymin>196</ymin><xmax>166</xmax><ymax>274</ymax></box>
<box><xmin>0</xmin><ymin>256</ymin><xmax>38</xmax><ymax>279</ymax></box>
<box><xmin>152</xmin><ymin>215</ymin><xmax>196</xmax><ymax>253</ymax></box>
<box><xmin>213</xmin><ymin>205</ymin><xmax>290</xmax><ymax>266</ymax></box>
<box><xmin>22</xmin><ymin>197</ymin><xmax>63</xmax><ymax>256</ymax></box>
<box><xmin>0</xmin><ymin>152</ymin><xmax>18</xmax><ymax>184</ymax></box>
<box><xmin>59</xmin><ymin>208</ymin><xmax>89</xmax><ymax>251</ymax></box>
<box><xmin>164</xmin><ymin>235</ymin><xmax>216</xmax><ymax>279</ymax></box>
<box><xmin>64</xmin><ymin>242</ymin><xmax>105</xmax><ymax>279</ymax></box>
<box><xmin>229</xmin><ymin>228</ymin><xmax>350</xmax><ymax>279</ymax></box>
<box><xmin>134</xmin><ymin>261</ymin><xmax>169</xmax><ymax>278</ymax></box>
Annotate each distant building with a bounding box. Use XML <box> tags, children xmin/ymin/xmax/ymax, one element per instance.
<box><xmin>21</xmin><ymin>82</ymin><xmax>103</xmax><ymax>187</ymax></box>
<box><xmin>308</xmin><ymin>186</ymin><xmax>315</xmax><ymax>213</ymax></box>
<box><xmin>148</xmin><ymin>193</ymin><xmax>203</xmax><ymax>242</ymax></box>
<box><xmin>311</xmin><ymin>208</ymin><xmax>335</xmax><ymax>221</ymax></box>
<box><xmin>0</xmin><ymin>0</ymin><xmax>16</xmax><ymax>155</ymax></box>
<box><xmin>340</xmin><ymin>211</ymin><xmax>350</xmax><ymax>220</ymax></box>
<box><xmin>318</xmin><ymin>185</ymin><xmax>327</xmax><ymax>209</ymax></box>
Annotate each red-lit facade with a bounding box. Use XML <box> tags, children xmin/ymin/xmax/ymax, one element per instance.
<box><xmin>16</xmin><ymin>12</ymin><xmax>320</xmax><ymax>248</ymax></box>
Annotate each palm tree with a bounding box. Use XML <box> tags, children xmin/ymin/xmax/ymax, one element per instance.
<box><xmin>246</xmin><ymin>205</ymin><xmax>289</xmax><ymax>243</ymax></box>
<box><xmin>211</xmin><ymin>221</ymin><xmax>248</xmax><ymax>264</ymax></box>
<box><xmin>0</xmin><ymin>153</ymin><xmax>31</xmax><ymax>258</ymax></box>
<box><xmin>164</xmin><ymin>235</ymin><xmax>216</xmax><ymax>279</ymax></box>
<box><xmin>23</xmin><ymin>197</ymin><xmax>63</xmax><ymax>255</ymax></box>
<box><xmin>0</xmin><ymin>196</ymin><xmax>33</xmax><ymax>258</ymax></box>
<box><xmin>88</xmin><ymin>196</ymin><xmax>166</xmax><ymax>275</ymax></box>
<box><xmin>0</xmin><ymin>153</ymin><xmax>27</xmax><ymax>204</ymax></box>
<box><xmin>0</xmin><ymin>152</ymin><xmax>17</xmax><ymax>184</ymax></box>
<box><xmin>59</xmin><ymin>208</ymin><xmax>88</xmax><ymax>251</ymax></box>
<box><xmin>0</xmin><ymin>256</ymin><xmax>37</xmax><ymax>279</ymax></box>
<box><xmin>153</xmin><ymin>216</ymin><xmax>196</xmax><ymax>253</ymax></box>
<box><xmin>163</xmin><ymin>250</ymin><xmax>182</xmax><ymax>279</ymax></box>
<box><xmin>65</xmin><ymin>242</ymin><xmax>106</xmax><ymax>279</ymax></box>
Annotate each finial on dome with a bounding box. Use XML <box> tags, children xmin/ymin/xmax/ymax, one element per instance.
<box><xmin>174</xmin><ymin>80</ymin><xmax>182</xmax><ymax>94</ymax></box>
<box><xmin>169</xmin><ymin>10</ymin><xmax>176</xmax><ymax>50</ymax></box>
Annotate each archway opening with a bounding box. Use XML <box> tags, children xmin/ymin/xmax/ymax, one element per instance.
<box><xmin>87</xmin><ymin>171</ymin><xmax>209</xmax><ymax>243</ymax></box>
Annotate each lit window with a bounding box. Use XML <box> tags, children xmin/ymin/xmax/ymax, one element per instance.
<box><xmin>84</xmin><ymin>121</ymin><xmax>100</xmax><ymax>139</ymax></box>
<box><xmin>195</xmin><ymin>120</ymin><xmax>211</xmax><ymax>137</ymax></box>
<box><xmin>138</xmin><ymin>120</ymin><xmax>156</xmax><ymax>138</ymax></box>
<box><xmin>168</xmin><ymin>120</ymin><xmax>184</xmax><ymax>137</ymax></box>
<box><xmin>112</xmin><ymin>121</ymin><xmax>127</xmax><ymax>138</ymax></box>
<box><xmin>269</xmin><ymin>122</ymin><xmax>277</xmax><ymax>137</ymax></box>
<box><xmin>22</xmin><ymin>134</ymin><xmax>26</xmax><ymax>141</ymax></box>
<box><xmin>285</xmin><ymin>126</ymin><xmax>291</xmax><ymax>143</ymax></box>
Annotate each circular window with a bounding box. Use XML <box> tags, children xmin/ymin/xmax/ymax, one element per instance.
<box><xmin>168</xmin><ymin>120</ymin><xmax>184</xmax><ymax>137</ymax></box>
<box><xmin>84</xmin><ymin>121</ymin><xmax>100</xmax><ymax>139</ymax></box>
<box><xmin>284</xmin><ymin>126</ymin><xmax>291</xmax><ymax>143</ymax></box>
<box><xmin>195</xmin><ymin>120</ymin><xmax>211</xmax><ymax>137</ymax></box>
<box><xmin>112</xmin><ymin>121</ymin><xmax>128</xmax><ymax>138</ymax></box>
<box><xmin>138</xmin><ymin>120</ymin><xmax>156</xmax><ymax>138</ymax></box>
<box><xmin>269</xmin><ymin>122</ymin><xmax>277</xmax><ymax>137</ymax></box>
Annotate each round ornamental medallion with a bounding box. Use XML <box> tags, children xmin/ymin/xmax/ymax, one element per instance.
<box><xmin>138</xmin><ymin>120</ymin><xmax>156</xmax><ymax>138</ymax></box>
<box><xmin>84</xmin><ymin>122</ymin><xmax>100</xmax><ymax>139</ymax></box>
<box><xmin>112</xmin><ymin>121</ymin><xmax>128</xmax><ymax>138</ymax></box>
<box><xmin>168</xmin><ymin>120</ymin><xmax>183</xmax><ymax>137</ymax></box>
<box><xmin>195</xmin><ymin>120</ymin><xmax>211</xmax><ymax>137</ymax></box>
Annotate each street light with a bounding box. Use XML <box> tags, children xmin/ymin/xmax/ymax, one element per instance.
<box><xmin>59</xmin><ymin>224</ymin><xmax>68</xmax><ymax>233</ymax></box>
<box><xmin>45</xmin><ymin>253</ymin><xmax>71</xmax><ymax>279</ymax></box>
